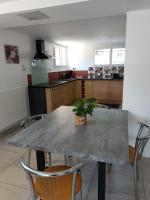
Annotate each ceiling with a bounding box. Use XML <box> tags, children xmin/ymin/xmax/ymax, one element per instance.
<box><xmin>12</xmin><ymin>15</ymin><xmax>126</xmax><ymax>45</ymax></box>
<box><xmin>0</xmin><ymin>0</ymin><xmax>150</xmax><ymax>29</ymax></box>
<box><xmin>0</xmin><ymin>0</ymin><xmax>149</xmax><ymax>46</ymax></box>
<box><xmin>0</xmin><ymin>0</ymin><xmax>89</xmax><ymax>14</ymax></box>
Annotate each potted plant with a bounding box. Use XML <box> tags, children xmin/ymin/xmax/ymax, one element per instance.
<box><xmin>73</xmin><ymin>98</ymin><xmax>95</xmax><ymax>126</ymax></box>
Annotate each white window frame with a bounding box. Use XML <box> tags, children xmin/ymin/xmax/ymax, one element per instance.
<box><xmin>54</xmin><ymin>46</ymin><xmax>68</xmax><ymax>67</ymax></box>
<box><xmin>94</xmin><ymin>49</ymin><xmax>111</xmax><ymax>65</ymax></box>
<box><xmin>111</xmin><ymin>48</ymin><xmax>125</xmax><ymax>65</ymax></box>
<box><xmin>94</xmin><ymin>48</ymin><xmax>125</xmax><ymax>66</ymax></box>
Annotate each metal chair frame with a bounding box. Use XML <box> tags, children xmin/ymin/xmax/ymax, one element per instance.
<box><xmin>20</xmin><ymin>114</ymin><xmax>52</xmax><ymax>166</ymax></box>
<box><xmin>133</xmin><ymin>122</ymin><xmax>150</xmax><ymax>200</ymax></box>
<box><xmin>21</xmin><ymin>157</ymin><xmax>84</xmax><ymax>200</ymax></box>
<box><xmin>20</xmin><ymin>114</ymin><xmax>75</xmax><ymax>167</ymax></box>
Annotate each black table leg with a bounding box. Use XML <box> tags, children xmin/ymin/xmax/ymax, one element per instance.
<box><xmin>36</xmin><ymin>150</ymin><xmax>45</xmax><ymax>171</ymax></box>
<box><xmin>98</xmin><ymin>161</ymin><xmax>106</xmax><ymax>200</ymax></box>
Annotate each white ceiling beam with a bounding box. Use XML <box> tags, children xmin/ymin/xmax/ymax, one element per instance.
<box><xmin>0</xmin><ymin>0</ymin><xmax>90</xmax><ymax>14</ymax></box>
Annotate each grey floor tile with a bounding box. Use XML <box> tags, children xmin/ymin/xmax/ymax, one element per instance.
<box><xmin>0</xmin><ymin>149</ymin><xmax>22</xmax><ymax>165</ymax></box>
<box><xmin>0</xmin><ymin>181</ymin><xmax>30</xmax><ymax>200</ymax></box>
<box><xmin>106</xmin><ymin>172</ymin><xmax>134</xmax><ymax>194</ymax></box>
<box><xmin>141</xmin><ymin>162</ymin><xmax>150</xmax><ymax>180</ymax></box>
<box><xmin>108</xmin><ymin>192</ymin><xmax>135</xmax><ymax>200</ymax></box>
<box><xmin>109</xmin><ymin>163</ymin><xmax>133</xmax><ymax>177</ymax></box>
<box><xmin>142</xmin><ymin>157</ymin><xmax>150</xmax><ymax>164</ymax></box>
<box><xmin>82</xmin><ymin>182</ymin><xmax>91</xmax><ymax>200</ymax></box>
<box><xmin>0</xmin><ymin>162</ymin><xmax>10</xmax><ymax>175</ymax></box>
<box><xmin>143</xmin><ymin>179</ymin><xmax>150</xmax><ymax>199</ymax></box>
<box><xmin>0</xmin><ymin>143</ymin><xmax>26</xmax><ymax>154</ymax></box>
<box><xmin>0</xmin><ymin>165</ymin><xmax>29</xmax><ymax>189</ymax></box>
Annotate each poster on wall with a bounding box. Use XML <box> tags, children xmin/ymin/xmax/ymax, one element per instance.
<box><xmin>4</xmin><ymin>44</ymin><xmax>19</xmax><ymax>64</ymax></box>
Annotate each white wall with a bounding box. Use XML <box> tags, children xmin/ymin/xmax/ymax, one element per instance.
<box><xmin>0</xmin><ymin>30</ymin><xmax>33</xmax><ymax>132</ymax></box>
<box><xmin>123</xmin><ymin>9</ymin><xmax>150</xmax><ymax>157</ymax></box>
<box><xmin>65</xmin><ymin>41</ymin><xmax>125</xmax><ymax>70</ymax></box>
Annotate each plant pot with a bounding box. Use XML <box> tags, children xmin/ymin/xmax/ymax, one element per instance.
<box><xmin>75</xmin><ymin>115</ymin><xmax>87</xmax><ymax>126</ymax></box>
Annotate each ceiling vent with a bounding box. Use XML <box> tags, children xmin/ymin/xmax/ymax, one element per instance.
<box><xmin>16</xmin><ymin>10</ymin><xmax>50</xmax><ymax>21</ymax></box>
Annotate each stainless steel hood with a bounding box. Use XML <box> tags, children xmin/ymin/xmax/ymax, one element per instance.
<box><xmin>33</xmin><ymin>39</ymin><xmax>55</xmax><ymax>60</ymax></box>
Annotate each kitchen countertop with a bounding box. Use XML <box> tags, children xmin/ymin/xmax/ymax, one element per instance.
<box><xmin>29</xmin><ymin>78</ymin><xmax>123</xmax><ymax>88</ymax></box>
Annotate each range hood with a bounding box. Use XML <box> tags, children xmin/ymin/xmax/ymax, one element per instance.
<box><xmin>33</xmin><ymin>39</ymin><xmax>55</xmax><ymax>60</ymax></box>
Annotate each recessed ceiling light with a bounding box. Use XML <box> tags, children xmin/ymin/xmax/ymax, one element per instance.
<box><xmin>16</xmin><ymin>10</ymin><xmax>50</xmax><ymax>21</ymax></box>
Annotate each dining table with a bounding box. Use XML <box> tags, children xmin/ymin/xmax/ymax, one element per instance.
<box><xmin>7</xmin><ymin>106</ymin><xmax>128</xmax><ymax>200</ymax></box>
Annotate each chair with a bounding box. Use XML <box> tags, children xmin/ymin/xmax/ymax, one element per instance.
<box><xmin>20</xmin><ymin>114</ymin><xmax>52</xmax><ymax>166</ymax></box>
<box><xmin>129</xmin><ymin>122</ymin><xmax>150</xmax><ymax>200</ymax></box>
<box><xmin>21</xmin><ymin>157</ymin><xmax>84</xmax><ymax>200</ymax></box>
<box><xmin>20</xmin><ymin>114</ymin><xmax>72</xmax><ymax>167</ymax></box>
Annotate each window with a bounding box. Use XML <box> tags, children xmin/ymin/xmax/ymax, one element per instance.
<box><xmin>95</xmin><ymin>49</ymin><xmax>110</xmax><ymax>65</ymax></box>
<box><xmin>54</xmin><ymin>46</ymin><xmax>67</xmax><ymax>66</ymax></box>
<box><xmin>94</xmin><ymin>48</ymin><xmax>125</xmax><ymax>65</ymax></box>
<box><xmin>112</xmin><ymin>48</ymin><xmax>125</xmax><ymax>65</ymax></box>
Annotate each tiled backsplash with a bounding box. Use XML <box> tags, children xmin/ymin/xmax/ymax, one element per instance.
<box><xmin>88</xmin><ymin>66</ymin><xmax>124</xmax><ymax>79</ymax></box>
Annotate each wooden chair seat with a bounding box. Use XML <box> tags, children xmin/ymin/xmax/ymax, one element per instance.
<box><xmin>35</xmin><ymin>165</ymin><xmax>82</xmax><ymax>200</ymax></box>
<box><xmin>128</xmin><ymin>145</ymin><xmax>141</xmax><ymax>164</ymax></box>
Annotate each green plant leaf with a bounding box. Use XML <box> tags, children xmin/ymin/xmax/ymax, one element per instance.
<box><xmin>73</xmin><ymin>98</ymin><xmax>95</xmax><ymax>117</ymax></box>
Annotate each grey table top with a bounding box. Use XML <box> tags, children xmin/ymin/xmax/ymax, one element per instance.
<box><xmin>7</xmin><ymin>106</ymin><xmax>128</xmax><ymax>164</ymax></box>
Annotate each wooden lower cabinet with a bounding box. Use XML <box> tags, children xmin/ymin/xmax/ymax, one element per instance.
<box><xmin>64</xmin><ymin>82</ymin><xmax>76</xmax><ymax>105</ymax></box>
<box><xmin>69</xmin><ymin>82</ymin><xmax>76</xmax><ymax>102</ymax></box>
<box><xmin>92</xmin><ymin>80</ymin><xmax>123</xmax><ymax>104</ymax></box>
<box><xmin>29</xmin><ymin>80</ymin><xmax>123</xmax><ymax>115</ymax></box>
<box><xmin>109</xmin><ymin>81</ymin><xmax>123</xmax><ymax>104</ymax></box>
<box><xmin>93</xmin><ymin>81</ymin><xmax>109</xmax><ymax>103</ymax></box>
<box><xmin>46</xmin><ymin>81</ymin><xmax>76</xmax><ymax>112</ymax></box>
<box><xmin>75</xmin><ymin>80</ymin><xmax>81</xmax><ymax>98</ymax></box>
<box><xmin>46</xmin><ymin>86</ymin><xmax>64</xmax><ymax>112</ymax></box>
<box><xmin>63</xmin><ymin>83</ymin><xmax>70</xmax><ymax>105</ymax></box>
<box><xmin>84</xmin><ymin>80</ymin><xmax>93</xmax><ymax>99</ymax></box>
<box><xmin>45</xmin><ymin>88</ymin><xmax>53</xmax><ymax>112</ymax></box>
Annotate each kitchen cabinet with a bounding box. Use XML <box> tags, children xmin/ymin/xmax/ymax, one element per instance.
<box><xmin>51</xmin><ymin>85</ymin><xmax>66</xmax><ymax>110</ymax></box>
<box><xmin>84</xmin><ymin>80</ymin><xmax>93</xmax><ymax>99</ymax></box>
<box><xmin>45</xmin><ymin>81</ymin><xmax>76</xmax><ymax>112</ymax></box>
<box><xmin>63</xmin><ymin>83</ymin><xmax>70</xmax><ymax>105</ymax></box>
<box><xmin>109</xmin><ymin>80</ymin><xmax>123</xmax><ymax>104</ymax></box>
<box><xmin>45</xmin><ymin>88</ymin><xmax>52</xmax><ymax>112</ymax></box>
<box><xmin>63</xmin><ymin>82</ymin><xmax>76</xmax><ymax>105</ymax></box>
<box><xmin>69</xmin><ymin>81</ymin><xmax>76</xmax><ymax>102</ymax></box>
<box><xmin>92</xmin><ymin>80</ymin><xmax>123</xmax><ymax>104</ymax></box>
<box><xmin>28</xmin><ymin>79</ymin><xmax>123</xmax><ymax>115</ymax></box>
<box><xmin>75</xmin><ymin>80</ymin><xmax>81</xmax><ymax>98</ymax></box>
<box><xmin>93</xmin><ymin>81</ymin><xmax>109</xmax><ymax>103</ymax></box>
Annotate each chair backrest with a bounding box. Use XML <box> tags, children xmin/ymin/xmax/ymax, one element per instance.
<box><xmin>21</xmin><ymin>157</ymin><xmax>84</xmax><ymax>200</ymax></box>
<box><xmin>20</xmin><ymin>114</ymin><xmax>47</xmax><ymax>128</ymax></box>
<box><xmin>134</xmin><ymin>122</ymin><xmax>150</xmax><ymax>162</ymax></box>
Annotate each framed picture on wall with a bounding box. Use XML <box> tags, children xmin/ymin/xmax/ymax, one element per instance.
<box><xmin>4</xmin><ymin>44</ymin><xmax>19</xmax><ymax>64</ymax></box>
